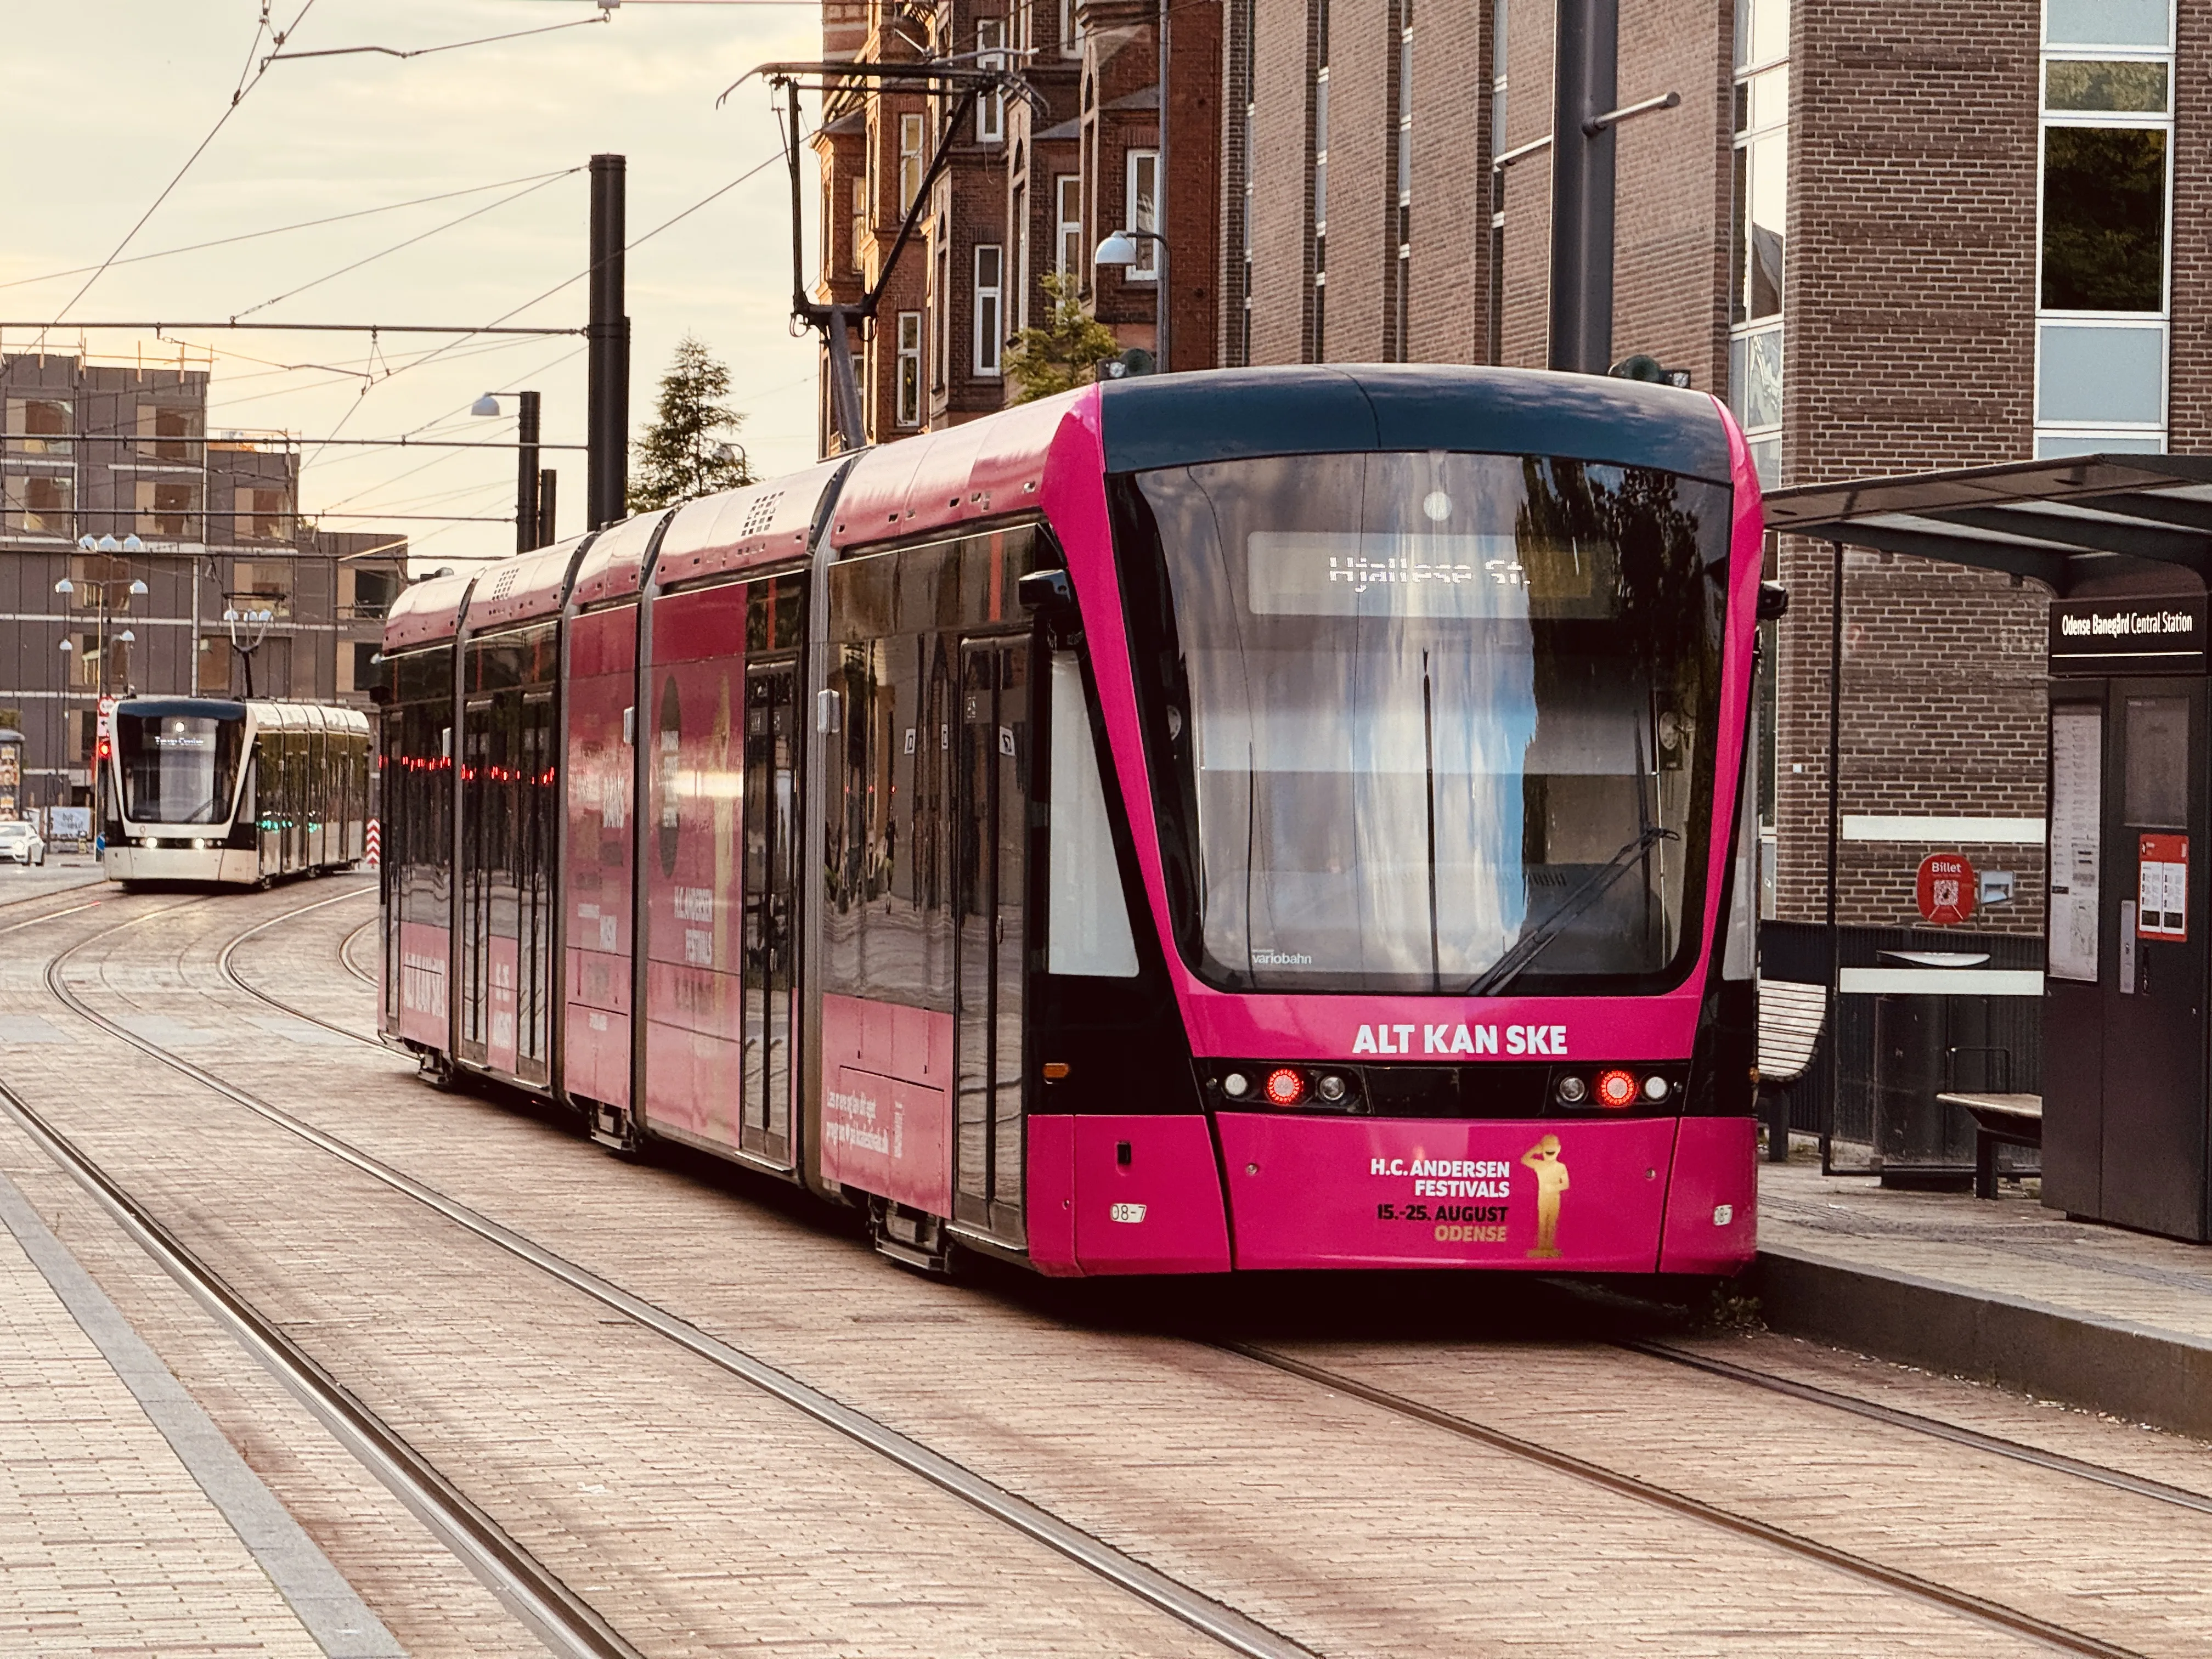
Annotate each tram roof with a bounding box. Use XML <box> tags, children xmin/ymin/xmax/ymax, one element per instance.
<box><xmin>466</xmin><ymin>534</ymin><xmax>593</xmax><ymax>633</ymax></box>
<box><xmin>654</xmin><ymin>455</ymin><xmax>849</xmax><ymax>588</ymax></box>
<box><xmin>1765</xmin><ymin>453</ymin><xmax>2212</xmax><ymax>595</ymax></box>
<box><xmin>1094</xmin><ymin>365</ymin><xmax>1736</xmax><ymax>483</ymax></box>
<box><xmin>384</xmin><ymin>567</ymin><xmax>477</xmax><ymax>649</ymax></box>
<box><xmin>570</xmin><ymin>507</ymin><xmax>672</xmax><ymax>607</ymax></box>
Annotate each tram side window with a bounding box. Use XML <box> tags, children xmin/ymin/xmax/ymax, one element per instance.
<box><xmin>823</xmin><ymin>526</ymin><xmax>1040</xmax><ymax>1007</ymax></box>
<box><xmin>1046</xmin><ymin>651</ymin><xmax>1138</xmax><ymax>976</ymax></box>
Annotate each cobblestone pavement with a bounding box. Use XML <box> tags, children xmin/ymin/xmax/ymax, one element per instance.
<box><xmin>2</xmin><ymin>881</ymin><xmax>2206</xmax><ymax>1655</ymax></box>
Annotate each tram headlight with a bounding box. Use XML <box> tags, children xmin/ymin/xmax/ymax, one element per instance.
<box><xmin>1263</xmin><ymin>1067</ymin><xmax>1308</xmax><ymax>1107</ymax></box>
<box><xmin>1222</xmin><ymin>1071</ymin><xmax>1251</xmax><ymax>1099</ymax></box>
<box><xmin>1555</xmin><ymin>1074</ymin><xmax>1588</xmax><ymax>1105</ymax></box>
<box><xmin>1643</xmin><ymin>1074</ymin><xmax>1671</xmax><ymax>1102</ymax></box>
<box><xmin>1314</xmin><ymin>1072</ymin><xmax>1347</xmax><ymax>1103</ymax></box>
<box><xmin>1594</xmin><ymin>1068</ymin><xmax>1640</xmax><ymax>1109</ymax></box>
<box><xmin>190</xmin><ymin>838</ymin><xmax>207</xmax><ymax>850</ymax></box>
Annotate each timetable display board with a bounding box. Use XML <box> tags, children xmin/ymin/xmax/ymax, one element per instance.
<box><xmin>2047</xmin><ymin>706</ymin><xmax>2102</xmax><ymax>983</ymax></box>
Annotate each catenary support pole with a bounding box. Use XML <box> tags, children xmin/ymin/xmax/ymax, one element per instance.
<box><xmin>1822</xmin><ymin>539</ymin><xmax>1844</xmax><ymax>1173</ymax></box>
<box><xmin>538</xmin><ymin>470</ymin><xmax>557</xmax><ymax>544</ymax></box>
<box><xmin>587</xmin><ymin>155</ymin><xmax>630</xmax><ymax>529</ymax></box>
<box><xmin>515</xmin><ymin>391</ymin><xmax>541</xmax><ymax>553</ymax></box>
<box><xmin>1547</xmin><ymin>0</ymin><xmax>1617</xmax><ymax>373</ymax></box>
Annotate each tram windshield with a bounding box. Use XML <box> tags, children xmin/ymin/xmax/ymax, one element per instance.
<box><xmin>1119</xmin><ymin>450</ymin><xmax>1731</xmax><ymax>995</ymax></box>
<box><xmin>115</xmin><ymin>704</ymin><xmax>245</xmax><ymax>825</ymax></box>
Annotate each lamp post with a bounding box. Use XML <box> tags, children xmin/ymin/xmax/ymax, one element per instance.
<box><xmin>59</xmin><ymin>533</ymin><xmax>149</xmax><ymax>697</ymax></box>
<box><xmin>472</xmin><ymin>391</ymin><xmax>551</xmax><ymax>552</ymax></box>
<box><xmin>223</xmin><ymin>606</ymin><xmax>275</xmax><ymax>700</ymax></box>
<box><xmin>1093</xmin><ymin>229</ymin><xmax>1171</xmax><ymax>370</ymax></box>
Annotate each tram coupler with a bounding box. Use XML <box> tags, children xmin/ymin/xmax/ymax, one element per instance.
<box><xmin>584</xmin><ymin>1100</ymin><xmax>645</xmax><ymax>1158</ymax></box>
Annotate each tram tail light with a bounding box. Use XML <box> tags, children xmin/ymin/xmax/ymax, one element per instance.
<box><xmin>1594</xmin><ymin>1068</ymin><xmax>1640</xmax><ymax>1110</ymax></box>
<box><xmin>1263</xmin><ymin>1067</ymin><xmax>1308</xmax><ymax>1107</ymax></box>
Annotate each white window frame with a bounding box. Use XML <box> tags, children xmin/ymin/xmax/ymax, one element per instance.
<box><xmin>1124</xmin><ymin>149</ymin><xmax>1159</xmax><ymax>280</ymax></box>
<box><xmin>977</xmin><ymin>19</ymin><xmax>1008</xmax><ymax>142</ymax></box>
<box><xmin>2033</xmin><ymin>0</ymin><xmax>2175</xmax><ymax>454</ymax></box>
<box><xmin>974</xmin><ymin>244</ymin><xmax>1005</xmax><ymax>377</ymax></box>
<box><xmin>895</xmin><ymin>312</ymin><xmax>923</xmax><ymax>428</ymax></box>
<box><xmin>1055</xmin><ymin>174</ymin><xmax>1084</xmax><ymax>279</ymax></box>
<box><xmin>1059</xmin><ymin>0</ymin><xmax>1082</xmax><ymax>58</ymax></box>
<box><xmin>898</xmin><ymin>113</ymin><xmax>926</xmax><ymax>213</ymax></box>
<box><xmin>1726</xmin><ymin>3</ymin><xmax>1788</xmax><ymax>488</ymax></box>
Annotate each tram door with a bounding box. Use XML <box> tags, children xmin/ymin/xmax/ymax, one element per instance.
<box><xmin>516</xmin><ymin>691</ymin><xmax>555</xmax><ymax>1085</ymax></box>
<box><xmin>953</xmin><ymin>639</ymin><xmax>1028</xmax><ymax>1243</ymax></box>
<box><xmin>739</xmin><ymin>664</ymin><xmax>798</xmax><ymax>1165</ymax></box>
<box><xmin>456</xmin><ymin>696</ymin><xmax>493</xmax><ymax>1064</ymax></box>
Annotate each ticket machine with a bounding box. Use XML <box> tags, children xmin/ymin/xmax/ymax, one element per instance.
<box><xmin>2042</xmin><ymin>587</ymin><xmax>2211</xmax><ymax>1239</ymax></box>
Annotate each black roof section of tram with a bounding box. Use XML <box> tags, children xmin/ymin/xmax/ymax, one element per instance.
<box><xmin>1097</xmin><ymin>365</ymin><xmax>1736</xmax><ymax>484</ymax></box>
<box><xmin>1765</xmin><ymin>453</ymin><xmax>2212</xmax><ymax>595</ymax></box>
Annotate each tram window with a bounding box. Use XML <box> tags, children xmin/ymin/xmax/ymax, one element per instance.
<box><xmin>1047</xmin><ymin>651</ymin><xmax>1138</xmax><ymax>976</ymax></box>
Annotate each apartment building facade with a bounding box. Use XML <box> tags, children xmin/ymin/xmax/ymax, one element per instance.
<box><xmin>1</xmin><ymin>352</ymin><xmax>407</xmax><ymax>808</ymax></box>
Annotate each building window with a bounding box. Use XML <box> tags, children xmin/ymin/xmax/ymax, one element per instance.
<box><xmin>974</xmin><ymin>245</ymin><xmax>1005</xmax><ymax>376</ymax></box>
<box><xmin>2035</xmin><ymin>0</ymin><xmax>2173</xmax><ymax>458</ymax></box>
<box><xmin>67</xmin><ymin>633</ymin><xmax>103</xmax><ymax>691</ymax></box>
<box><xmin>235</xmin><ymin>486</ymin><xmax>292</xmax><ymax>542</ymax></box>
<box><xmin>1124</xmin><ymin>150</ymin><xmax>1160</xmax><ymax>280</ymax></box>
<box><xmin>977</xmin><ymin>19</ymin><xmax>1007</xmax><ymax>142</ymax></box>
<box><xmin>138</xmin><ymin>402</ymin><xmax>201</xmax><ymax>462</ymax></box>
<box><xmin>1728</xmin><ymin>0</ymin><xmax>1788</xmax><ymax>486</ymax></box>
<box><xmin>135</xmin><ymin>478</ymin><xmax>201</xmax><ymax>540</ymax></box>
<box><xmin>851</xmin><ymin>176</ymin><xmax>869</xmax><ymax>274</ymax></box>
<box><xmin>4</xmin><ymin>397</ymin><xmax>70</xmax><ymax>455</ymax></box>
<box><xmin>1311</xmin><ymin>0</ymin><xmax>1331</xmax><ymax>361</ymax></box>
<box><xmin>1013</xmin><ymin>182</ymin><xmax>1031</xmax><ymax>329</ymax></box>
<box><xmin>1386</xmin><ymin>0</ymin><xmax>1413</xmax><ymax>361</ymax></box>
<box><xmin>899</xmin><ymin>113</ymin><xmax>927</xmax><ymax>214</ymax></box>
<box><xmin>1056</xmin><ymin>174</ymin><xmax>1084</xmax><ymax>278</ymax></box>
<box><xmin>68</xmin><ymin>553</ymin><xmax>134</xmax><ymax>611</ymax></box>
<box><xmin>1059</xmin><ymin>0</ymin><xmax>1082</xmax><ymax>58</ymax></box>
<box><xmin>933</xmin><ymin>235</ymin><xmax>952</xmax><ymax>391</ymax></box>
<box><xmin>3</xmin><ymin>471</ymin><xmax>73</xmax><ymax>536</ymax></box>
<box><xmin>896</xmin><ymin>312</ymin><xmax>924</xmax><ymax>427</ymax></box>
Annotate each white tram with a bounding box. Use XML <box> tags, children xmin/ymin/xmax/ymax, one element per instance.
<box><xmin>100</xmin><ymin>697</ymin><xmax>372</xmax><ymax>888</ymax></box>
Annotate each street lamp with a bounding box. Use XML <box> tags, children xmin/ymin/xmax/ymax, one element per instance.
<box><xmin>57</xmin><ymin>548</ymin><xmax>150</xmax><ymax>696</ymax></box>
<box><xmin>1094</xmin><ymin>228</ymin><xmax>1171</xmax><ymax>371</ymax></box>
<box><xmin>473</xmin><ymin>391</ymin><xmax>553</xmax><ymax>553</ymax></box>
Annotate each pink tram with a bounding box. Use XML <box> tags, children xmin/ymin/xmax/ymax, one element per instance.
<box><xmin>377</xmin><ymin>366</ymin><xmax>1768</xmax><ymax>1278</ymax></box>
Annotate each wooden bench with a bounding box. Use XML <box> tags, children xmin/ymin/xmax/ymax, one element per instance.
<box><xmin>1757</xmin><ymin>980</ymin><xmax>1829</xmax><ymax>1163</ymax></box>
<box><xmin>1937</xmin><ymin>1091</ymin><xmax>2044</xmax><ymax>1199</ymax></box>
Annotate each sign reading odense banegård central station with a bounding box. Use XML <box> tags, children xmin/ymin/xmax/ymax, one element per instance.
<box><xmin>2049</xmin><ymin>595</ymin><xmax>2208</xmax><ymax>676</ymax></box>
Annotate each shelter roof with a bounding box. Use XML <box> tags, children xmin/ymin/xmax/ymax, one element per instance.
<box><xmin>1764</xmin><ymin>453</ymin><xmax>2212</xmax><ymax>594</ymax></box>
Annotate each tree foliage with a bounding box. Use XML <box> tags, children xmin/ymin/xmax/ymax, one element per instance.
<box><xmin>629</xmin><ymin>334</ymin><xmax>756</xmax><ymax>512</ymax></box>
<box><xmin>1003</xmin><ymin>272</ymin><xmax>1124</xmax><ymax>403</ymax></box>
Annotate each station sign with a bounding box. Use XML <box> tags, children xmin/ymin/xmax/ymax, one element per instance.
<box><xmin>2049</xmin><ymin>595</ymin><xmax>2208</xmax><ymax>677</ymax></box>
<box><xmin>1917</xmin><ymin>851</ymin><xmax>1977</xmax><ymax>926</ymax></box>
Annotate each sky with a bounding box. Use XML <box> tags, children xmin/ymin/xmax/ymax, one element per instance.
<box><xmin>0</xmin><ymin>0</ymin><xmax>824</xmax><ymax>569</ymax></box>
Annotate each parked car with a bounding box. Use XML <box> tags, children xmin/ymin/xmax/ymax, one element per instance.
<box><xmin>0</xmin><ymin>820</ymin><xmax>46</xmax><ymax>866</ymax></box>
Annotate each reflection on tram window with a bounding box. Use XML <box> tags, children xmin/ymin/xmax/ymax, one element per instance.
<box><xmin>1121</xmin><ymin>451</ymin><xmax>1729</xmax><ymax>996</ymax></box>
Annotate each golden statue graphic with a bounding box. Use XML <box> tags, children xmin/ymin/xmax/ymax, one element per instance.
<box><xmin>1521</xmin><ymin>1134</ymin><xmax>1570</xmax><ymax>1259</ymax></box>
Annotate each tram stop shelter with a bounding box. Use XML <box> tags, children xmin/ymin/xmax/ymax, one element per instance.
<box><xmin>1768</xmin><ymin>453</ymin><xmax>2212</xmax><ymax>1244</ymax></box>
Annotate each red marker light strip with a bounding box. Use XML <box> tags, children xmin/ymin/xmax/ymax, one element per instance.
<box><xmin>1595</xmin><ymin>1068</ymin><xmax>1640</xmax><ymax>1109</ymax></box>
<box><xmin>1265</xmin><ymin>1067</ymin><xmax>1307</xmax><ymax>1106</ymax></box>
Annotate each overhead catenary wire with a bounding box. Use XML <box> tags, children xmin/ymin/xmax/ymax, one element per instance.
<box><xmin>0</xmin><ymin>170</ymin><xmax>582</xmax><ymax>293</ymax></box>
<box><xmin>34</xmin><ymin>0</ymin><xmax>323</xmax><ymax>347</ymax></box>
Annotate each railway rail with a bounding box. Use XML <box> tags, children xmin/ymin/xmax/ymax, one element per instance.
<box><xmin>8</xmin><ymin>886</ymin><xmax>2211</xmax><ymax>1658</ymax></box>
<box><xmin>31</xmin><ymin>892</ymin><xmax>1320</xmax><ymax>1659</ymax></box>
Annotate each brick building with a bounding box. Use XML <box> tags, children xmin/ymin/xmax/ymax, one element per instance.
<box><xmin>808</xmin><ymin>0</ymin><xmax>2194</xmax><ymax>953</ymax></box>
<box><xmin>0</xmin><ymin>352</ymin><xmax>407</xmax><ymax>809</ymax></box>
<box><xmin>809</xmin><ymin>0</ymin><xmax>1220</xmax><ymax>447</ymax></box>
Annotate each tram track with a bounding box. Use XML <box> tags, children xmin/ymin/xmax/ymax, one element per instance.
<box><xmin>27</xmin><ymin>893</ymin><xmax>1322</xmax><ymax>1659</ymax></box>
<box><xmin>25</xmin><ymin>886</ymin><xmax>2212</xmax><ymax>1658</ymax></box>
<box><xmin>1226</xmin><ymin>1342</ymin><xmax>2151</xmax><ymax>1659</ymax></box>
<box><xmin>212</xmin><ymin>881</ymin><xmax>383</xmax><ymax>1049</ymax></box>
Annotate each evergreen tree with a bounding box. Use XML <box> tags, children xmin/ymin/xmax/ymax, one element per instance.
<box><xmin>629</xmin><ymin>334</ymin><xmax>755</xmax><ymax>511</ymax></box>
<box><xmin>1003</xmin><ymin>272</ymin><xmax>1125</xmax><ymax>403</ymax></box>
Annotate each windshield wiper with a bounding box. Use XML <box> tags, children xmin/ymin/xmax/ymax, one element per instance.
<box><xmin>1464</xmin><ymin>824</ymin><xmax>1679</xmax><ymax>998</ymax></box>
